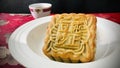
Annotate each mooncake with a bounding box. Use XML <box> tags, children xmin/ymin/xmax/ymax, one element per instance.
<box><xmin>43</xmin><ymin>13</ymin><xmax>97</xmax><ymax>63</ymax></box>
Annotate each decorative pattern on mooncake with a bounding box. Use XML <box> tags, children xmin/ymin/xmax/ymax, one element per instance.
<box><xmin>43</xmin><ymin>13</ymin><xmax>97</xmax><ymax>63</ymax></box>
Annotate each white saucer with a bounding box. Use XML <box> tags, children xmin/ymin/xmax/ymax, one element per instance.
<box><xmin>8</xmin><ymin>16</ymin><xmax>120</xmax><ymax>68</ymax></box>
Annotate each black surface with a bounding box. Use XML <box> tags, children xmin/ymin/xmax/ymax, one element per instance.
<box><xmin>0</xmin><ymin>0</ymin><xmax>120</xmax><ymax>13</ymax></box>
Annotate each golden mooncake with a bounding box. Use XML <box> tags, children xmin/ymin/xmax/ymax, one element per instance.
<box><xmin>43</xmin><ymin>13</ymin><xmax>97</xmax><ymax>63</ymax></box>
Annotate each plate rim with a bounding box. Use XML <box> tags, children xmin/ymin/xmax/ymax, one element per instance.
<box><xmin>8</xmin><ymin>16</ymin><xmax>120</xmax><ymax>68</ymax></box>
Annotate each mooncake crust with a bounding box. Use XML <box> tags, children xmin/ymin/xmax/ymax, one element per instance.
<box><xmin>43</xmin><ymin>13</ymin><xmax>97</xmax><ymax>63</ymax></box>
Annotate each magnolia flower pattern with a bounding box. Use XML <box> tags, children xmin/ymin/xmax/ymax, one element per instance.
<box><xmin>0</xmin><ymin>13</ymin><xmax>34</xmax><ymax>67</ymax></box>
<box><xmin>0</xmin><ymin>46</ymin><xmax>19</xmax><ymax>65</ymax></box>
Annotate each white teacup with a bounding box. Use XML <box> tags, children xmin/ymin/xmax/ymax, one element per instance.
<box><xmin>29</xmin><ymin>3</ymin><xmax>52</xmax><ymax>19</ymax></box>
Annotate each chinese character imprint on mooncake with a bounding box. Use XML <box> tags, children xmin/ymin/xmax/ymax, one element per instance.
<box><xmin>43</xmin><ymin>13</ymin><xmax>97</xmax><ymax>63</ymax></box>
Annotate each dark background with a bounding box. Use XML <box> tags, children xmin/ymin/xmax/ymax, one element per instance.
<box><xmin>0</xmin><ymin>0</ymin><xmax>120</xmax><ymax>14</ymax></box>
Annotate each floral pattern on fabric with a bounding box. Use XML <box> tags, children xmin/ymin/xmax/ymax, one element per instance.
<box><xmin>0</xmin><ymin>13</ymin><xmax>33</xmax><ymax>68</ymax></box>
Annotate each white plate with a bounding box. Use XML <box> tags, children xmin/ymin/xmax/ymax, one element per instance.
<box><xmin>8</xmin><ymin>16</ymin><xmax>120</xmax><ymax>68</ymax></box>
